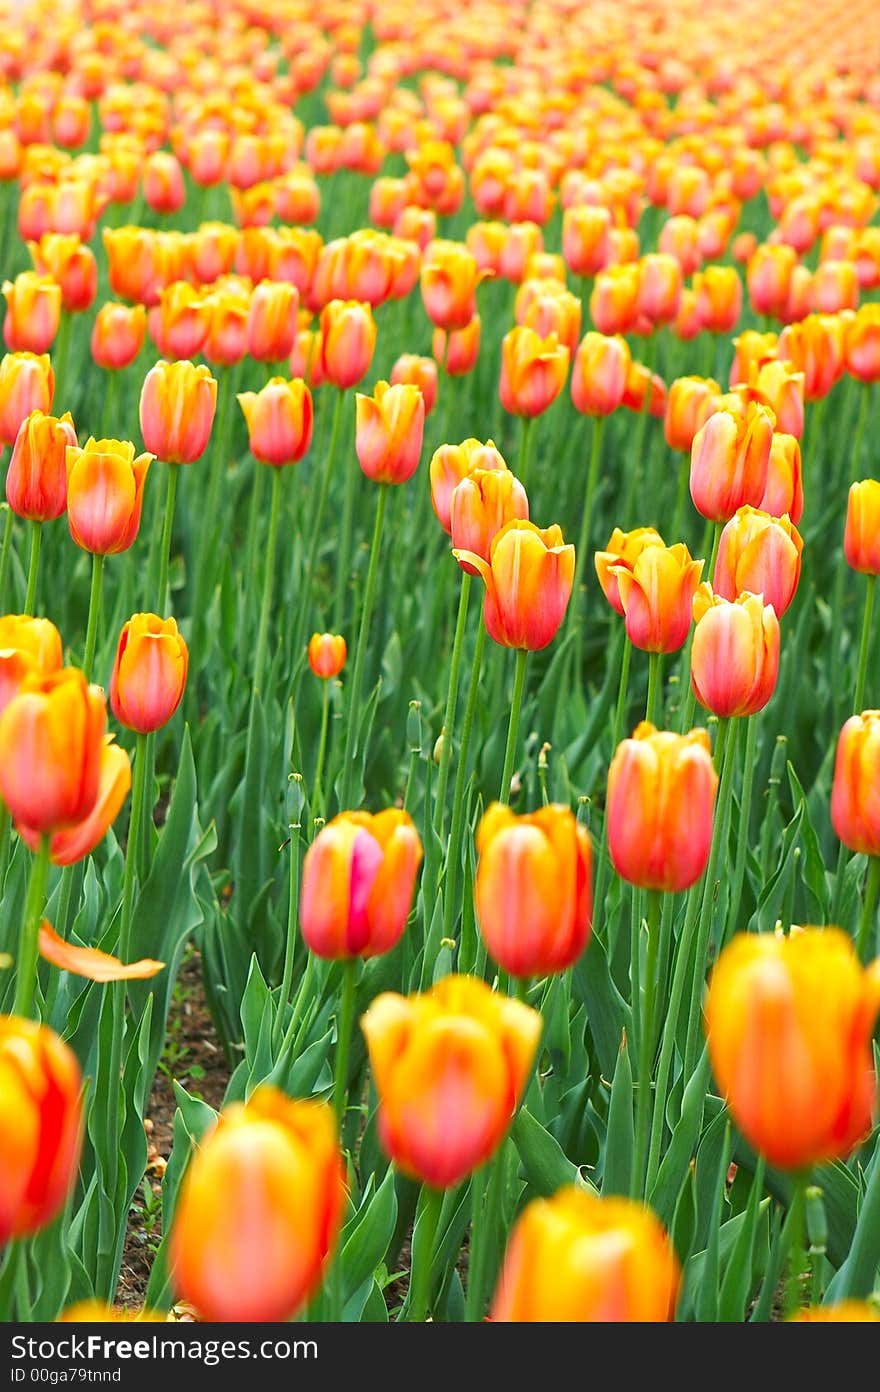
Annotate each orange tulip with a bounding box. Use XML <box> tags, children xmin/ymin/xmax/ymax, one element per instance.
<box><xmin>455</xmin><ymin>518</ymin><xmax>574</xmax><ymax>651</ymax></box>
<box><xmin>170</xmin><ymin>1087</ymin><xmax>346</xmax><ymax>1322</ymax></box>
<box><xmin>361</xmin><ymin>974</ymin><xmax>541</xmax><ymax>1189</ymax></box>
<box><xmin>29</xmin><ymin>234</ymin><xmax>96</xmax><ymax>314</ymax></box>
<box><xmin>188</xmin><ymin>223</ymin><xmax>239</xmax><ymax>284</ymax></box>
<box><xmin>689</xmin><ymin>401</ymin><xmax>775</xmax><ymax>523</ymax></box>
<box><xmin>612</xmin><ymin>542</ymin><xmax>703</xmax><ymax>654</ymax></box>
<box><xmin>390</xmin><ymin>354</ymin><xmax>438</xmax><ymax>415</ymax></box>
<box><xmin>420</xmin><ymin>239</ymin><xmax>483</xmax><ymax>331</ymax></box>
<box><xmin>475</xmin><ymin>803</ymin><xmax>592</xmax><ymax>977</ymax></box>
<box><xmin>18</xmin><ymin>737</ymin><xmax>131</xmax><ymax>866</ymax></box>
<box><xmin>103</xmin><ymin>226</ymin><xmax>174</xmax><ymax>308</ymax></box>
<box><xmin>429</xmin><ymin>437</ymin><xmax>506</xmax><ymax>534</ymax></box>
<box><xmin>713</xmin><ymin>506</ymin><xmax>803</xmax><ymax>618</ymax></box>
<box><xmin>832</xmin><ymin>711</ymin><xmax>880</xmax><ymax>857</ymax></box>
<box><xmin>590</xmin><ymin>263</ymin><xmax>640</xmax><ymax>336</ymax></box>
<box><xmin>0</xmin><ymin>614</ymin><xmax>62</xmax><ymax>715</ymax></box>
<box><xmin>201</xmin><ymin>287</ymin><xmax>250</xmax><ymax>368</ymax></box>
<box><xmin>450</xmin><ymin>468</ymin><xmax>529</xmax><ymax>573</ymax></box>
<box><xmin>300</xmin><ymin>809</ymin><xmax>423</xmax><ymax>959</ymax></box>
<box><xmin>6</xmin><ymin>409</ymin><xmax>77</xmax><ymax>522</ymax></box>
<box><xmin>3</xmin><ymin>272</ymin><xmax>61</xmax><ymax>353</ymax></box>
<box><xmin>705</xmin><ymin>929</ymin><xmax>880</xmax><ymax>1169</ymax></box>
<box><xmin>845</xmin><ymin>303</ymin><xmax>880</xmax><ymax>383</ymax></box>
<box><xmin>499</xmin><ymin>326</ymin><xmax>569</xmax><ymax>418</ymax></box>
<box><xmin>91</xmin><ymin>302</ymin><xmax>147</xmax><ymax>371</ymax></box>
<box><xmin>729</xmin><ymin>330</ymin><xmax>778</xmax><ymax>390</ymax></box>
<box><xmin>747</xmin><ymin>358</ymin><xmax>805</xmax><ymax>440</ymax></box>
<box><xmin>571</xmin><ymin>332</ymin><xmax>630</xmax><ymax>417</ymax></box>
<box><xmin>694</xmin><ymin>265</ymin><xmax>742</xmax><ymax>334</ymax></box>
<box><xmin>247</xmin><ymin>280</ymin><xmax>299</xmax><ymax>363</ymax></box>
<box><xmin>0</xmin><ymin>1016</ymin><xmax>82</xmax><ymax>1244</ymax></box>
<box><xmin>143</xmin><ymin>151</ymin><xmax>185</xmax><ymax>214</ymax></box>
<box><xmin>595</xmin><ymin>527</ymin><xmax>665</xmax><ymax>617</ymax></box>
<box><xmin>778</xmin><ymin>314</ymin><xmax>846</xmax><ymax>400</ymax></box>
<box><xmin>607</xmin><ymin>722</ymin><xmax>718</xmax><ymax>892</ymax></box>
<box><xmin>0</xmin><ymin>352</ymin><xmax>54</xmax><ymax>446</ymax></box>
<box><xmin>637</xmin><ymin>253</ymin><xmax>682</xmax><ymax>326</ymax></box>
<box><xmin>139</xmin><ymin>360</ymin><xmax>217</xmax><ymax>464</ymax></box>
<box><xmin>355</xmin><ymin>380</ymin><xmax>425</xmax><ymax>485</ymax></box>
<box><xmin>318</xmin><ymin>299</ymin><xmax>376</xmax><ymax>389</ymax></box>
<box><xmin>562</xmin><ymin>204</ymin><xmax>612</xmax><ymax>278</ymax></box>
<box><xmin>110</xmin><ymin>613</ymin><xmax>188</xmax><ymax>735</ymax></box>
<box><xmin>307</xmin><ymin>633</ymin><xmax>347</xmax><ymax>679</ymax></box>
<box><xmin>65</xmin><ymin>437</ymin><xmax>153</xmax><ymax>554</ymax></box>
<box><xmin>622</xmin><ymin>361</ymin><xmax>667</xmax><ymax>417</ymax></box>
<box><xmin>491</xmin><ymin>1187</ymin><xmax>679</xmax><ymax>1322</ymax></box>
<box><xmin>811</xmin><ymin>260</ymin><xmax>859</xmax><ymax>315</ymax></box>
<box><xmin>148</xmin><ymin>282</ymin><xmax>210</xmax><ymax>360</ymax></box>
<box><xmin>0</xmin><ymin>667</ymin><xmax>105</xmax><ymax>834</ymax></box>
<box><xmin>518</xmin><ymin>286</ymin><xmax>582</xmax><ymax>358</ymax></box>
<box><xmin>691</xmin><ymin>587</ymin><xmax>780</xmax><ymax>718</ymax></box>
<box><xmin>432</xmin><ymin>315</ymin><xmax>481</xmax><ymax>376</ymax></box>
<box><xmin>747</xmin><ymin>243</ymin><xmax>798</xmax><ymax>320</ymax></box>
<box><xmin>759</xmin><ymin>432</ymin><xmax>803</xmax><ymax>524</ymax></box>
<box><xmin>664</xmin><ymin>376</ymin><xmax>721</xmax><ymax>453</ymax></box>
<box><xmin>845</xmin><ymin>480</ymin><xmax>880</xmax><ymax>575</ymax></box>
<box><xmin>238</xmin><ymin>378</ymin><xmax>313</xmax><ymax>467</ymax></box>
<box><xmin>792</xmin><ymin>1303</ymin><xmax>880</xmax><ymax>1323</ymax></box>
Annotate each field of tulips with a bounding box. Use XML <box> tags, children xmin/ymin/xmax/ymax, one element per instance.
<box><xmin>3</xmin><ymin>0</ymin><xmax>880</xmax><ymax>1333</ymax></box>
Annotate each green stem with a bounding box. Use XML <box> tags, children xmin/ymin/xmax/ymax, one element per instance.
<box><xmin>155</xmin><ymin>463</ymin><xmax>179</xmax><ymax>616</ymax></box>
<box><xmin>293</xmin><ymin>388</ymin><xmax>343</xmax><ymax>662</ymax></box>
<box><xmin>252</xmin><ymin>467</ymin><xmax>283</xmax><ymax>696</ymax></box>
<box><xmin>273</xmin><ymin>820</ymin><xmax>302</xmax><ymax>1053</ymax></box>
<box><xmin>783</xmin><ymin>1177</ymin><xmax>809</xmax><ymax>1319</ymax></box>
<box><xmin>499</xmin><ymin>648</ymin><xmax>528</xmax><ymax>803</ymax></box>
<box><xmin>465</xmin><ymin>1147</ymin><xmax>505</xmax><ymax>1322</ymax></box>
<box><xmin>568</xmin><ymin>415</ymin><xmax>605</xmax><ymax>645</ymax></box>
<box><xmin>724</xmin><ymin>716</ymin><xmax>757</xmax><ymax>945</ymax></box>
<box><xmin>407</xmin><ymin>1186</ymin><xmax>444</xmax><ymax>1322</ymax></box>
<box><xmin>24</xmin><ymin>520</ymin><xmax>41</xmax><ymax>614</ymax></box>
<box><xmin>52</xmin><ymin>311</ymin><xmax>73</xmax><ymax>404</ymax></box>
<box><xmin>0</xmin><ymin>501</ymin><xmax>13</xmax><ymax>611</ymax></box>
<box><xmin>99</xmin><ymin>367</ymin><xmax>119</xmax><ymax>440</ymax></box>
<box><xmin>856</xmin><ymin>855</ymin><xmax>880</xmax><ymax>963</ymax></box>
<box><xmin>632</xmin><ymin>889</ymin><xmax>661</xmax><ymax>1198</ymax></box>
<box><xmin>851</xmin><ymin>381</ymin><xmax>870</xmax><ymax>484</ymax></box>
<box><xmin>334</xmin><ymin>391</ymin><xmax>360</xmax><ymax>632</ymax></box>
<box><xmin>853</xmin><ymin>573</ymin><xmax>875</xmax><ymax>713</ymax></box>
<box><xmin>516</xmin><ymin>415</ymin><xmax>533</xmax><ymax>492</ymax></box>
<box><xmin>442</xmin><ymin>622</ymin><xmax>486</xmax><ymax>941</ymax></box>
<box><xmin>277</xmin><ymin>949</ymin><xmax>315</xmax><ymax>1060</ymax></box>
<box><xmin>312</xmin><ymin>680</ymin><xmax>332</xmax><ymax>820</ymax></box>
<box><xmin>340</xmin><ymin>484</ymin><xmax>388</xmax><ymax>808</ymax></box>
<box><xmin>82</xmin><ymin>552</ymin><xmax>104</xmax><ymax>682</ymax></box>
<box><xmin>332</xmin><ymin>958</ymin><xmax>358</xmax><ymax>1124</ymax></box>
<box><xmin>593</xmin><ymin>632</ymin><xmax>631</xmax><ymax>941</ymax></box>
<box><xmin>193</xmin><ymin>364</ymin><xmax>232</xmax><ymax>640</ymax></box>
<box><xmin>432</xmin><ymin>571</ymin><xmax>471</xmax><ymax>843</ymax></box>
<box><xmin>671</xmin><ymin>455</ymin><xmax>690</xmax><ymax>542</ymax></box>
<box><xmin>0</xmin><ymin>804</ymin><xmax>9</xmax><ymax>898</ymax></box>
<box><xmin>13</xmin><ymin>834</ymin><xmax>50</xmax><ymax>1018</ymax></box>
<box><xmin>12</xmin><ymin>1241</ymin><xmax>30</xmax><ymax>1320</ymax></box>
<box><xmin>645</xmin><ymin>650</ymin><xmax>662</xmax><ymax>726</ymax></box>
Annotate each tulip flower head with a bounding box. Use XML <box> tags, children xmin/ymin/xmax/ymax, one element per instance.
<box><xmin>238</xmin><ymin>378</ymin><xmax>313</xmax><ymax>466</ymax></box>
<box><xmin>65</xmin><ymin>438</ymin><xmax>153</xmax><ymax>554</ymax></box>
<box><xmin>455</xmin><ymin>518</ymin><xmax>575</xmax><ymax>650</ymax></box>
<box><xmin>110</xmin><ymin>614</ymin><xmax>188</xmax><ymax>734</ymax></box>
<box><xmin>845</xmin><ymin>481</ymin><xmax>880</xmax><ymax>575</ymax></box>
<box><xmin>0</xmin><ymin>667</ymin><xmax>106</xmax><ymax>834</ymax></box>
<box><xmin>595</xmin><ymin>527</ymin><xmax>665</xmax><ymax>617</ymax></box>
<box><xmin>713</xmin><ymin>506</ymin><xmax>803</xmax><ymax>618</ymax></box>
<box><xmin>429</xmin><ymin>437</ymin><xmax>506</xmax><ymax>534</ymax></box>
<box><xmin>450</xmin><ymin>468</ymin><xmax>529</xmax><ymax>572</ymax></box>
<box><xmin>139</xmin><ymin>360</ymin><xmax>217</xmax><ymax>465</ymax></box>
<box><xmin>355</xmin><ymin>380</ymin><xmax>425</xmax><ymax>484</ymax></box>
<box><xmin>690</xmin><ymin>586</ymin><xmax>780</xmax><ymax>718</ymax></box>
<box><xmin>0</xmin><ymin>352</ymin><xmax>54</xmax><ymax>446</ymax></box>
<box><xmin>690</xmin><ymin>401</ymin><xmax>775</xmax><ymax>523</ymax></box>
<box><xmin>612</xmin><ymin>542</ymin><xmax>703</xmax><ymax>653</ymax></box>
<box><xmin>308</xmin><ymin>633</ymin><xmax>347</xmax><ymax>679</ymax></box>
<box><xmin>500</xmin><ymin>326</ymin><xmax>569</xmax><ymax>418</ymax></box>
<box><xmin>7</xmin><ymin>409</ymin><xmax>77</xmax><ymax>523</ymax></box>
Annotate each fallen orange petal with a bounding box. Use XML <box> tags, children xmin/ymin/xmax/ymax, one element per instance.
<box><xmin>38</xmin><ymin>922</ymin><xmax>164</xmax><ymax>982</ymax></box>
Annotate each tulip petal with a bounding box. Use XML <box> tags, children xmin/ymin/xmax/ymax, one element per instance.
<box><xmin>38</xmin><ymin>922</ymin><xmax>164</xmax><ymax>981</ymax></box>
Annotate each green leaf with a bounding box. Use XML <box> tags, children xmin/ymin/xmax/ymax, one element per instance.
<box><xmin>511</xmin><ymin>1106</ymin><xmax>587</xmax><ymax>1198</ymax></box>
<box><xmin>602</xmin><ymin>1031</ymin><xmax>634</xmax><ymax>1198</ymax></box>
<box><xmin>340</xmin><ymin>1166</ymin><xmax>398</xmax><ymax>1299</ymax></box>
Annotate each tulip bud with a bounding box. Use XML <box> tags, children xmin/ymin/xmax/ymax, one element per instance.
<box><xmin>432</xmin><ymin>315</ymin><xmax>481</xmax><ymax>376</ymax></box>
<box><xmin>0</xmin><ymin>614</ymin><xmax>62</xmax><ymax>715</ymax></box>
<box><xmin>110</xmin><ymin>614</ymin><xmax>188</xmax><ymax>734</ymax></box>
<box><xmin>455</xmin><ymin>519</ymin><xmax>574</xmax><ymax>650</ymax></box>
<box><xmin>301</xmin><ymin>809</ymin><xmax>423</xmax><ymax>958</ymax></box>
<box><xmin>713</xmin><ymin>506</ymin><xmax>803</xmax><ymax>618</ymax></box>
<box><xmin>390</xmin><ymin>354</ymin><xmax>438</xmax><ymax>415</ymax></box>
<box><xmin>0</xmin><ymin>352</ymin><xmax>54</xmax><ymax>446</ymax></box>
<box><xmin>499</xmin><ymin>326</ymin><xmax>569</xmax><ymax>418</ymax></box>
<box><xmin>637</xmin><ymin>253</ymin><xmax>682</xmax><ymax>325</ymax></box>
<box><xmin>148</xmin><ymin>282</ymin><xmax>210</xmax><ymax>360</ymax></box>
<box><xmin>3</xmin><ymin>272</ymin><xmax>61</xmax><ymax>353</ymax></box>
<box><xmin>832</xmin><ymin>711</ymin><xmax>880</xmax><ymax>856</ymax></box>
<box><xmin>307</xmin><ymin>633</ymin><xmax>347</xmax><ymax>679</ymax></box>
<box><xmin>170</xmin><ymin>1087</ymin><xmax>345</xmax><ymax>1322</ymax></box>
<box><xmin>694</xmin><ymin>265</ymin><xmax>742</xmax><ymax>334</ymax></box>
<box><xmin>562</xmin><ymin>204</ymin><xmax>612</xmax><ymax>278</ymax></box>
<box><xmin>612</xmin><ymin>542</ymin><xmax>703</xmax><ymax>653</ymax></box>
<box><xmin>689</xmin><ymin>401</ymin><xmax>775</xmax><ymax>523</ymax></box>
<box><xmin>747</xmin><ymin>243</ymin><xmax>798</xmax><ymax>320</ymax></box>
<box><xmin>0</xmin><ymin>668</ymin><xmax>105</xmax><ymax>833</ymax></box>
<box><xmin>420</xmin><ymin>240</ymin><xmax>483</xmax><ymax>330</ymax></box>
<box><xmin>361</xmin><ymin>974</ymin><xmax>542</xmax><ymax>1188</ymax></box>
<box><xmin>139</xmin><ymin>360</ymin><xmax>217</xmax><ymax>464</ymax></box>
<box><xmin>7</xmin><ymin>409</ymin><xmax>77</xmax><ymax>522</ymax></box>
<box><xmin>450</xmin><ymin>468</ymin><xmax>529</xmax><ymax>572</ymax></box>
<box><xmin>429</xmin><ymin>437</ymin><xmax>506</xmax><ymax>534</ymax></box>
<box><xmin>590</xmin><ymin>263</ymin><xmax>640</xmax><ymax>336</ymax></box>
<box><xmin>845</xmin><ymin>303</ymin><xmax>880</xmax><ymax>383</ymax></box>
<box><xmin>571</xmin><ymin>332</ymin><xmax>630</xmax><ymax>417</ymax></box>
<box><xmin>238</xmin><ymin>378</ymin><xmax>313</xmax><ymax>466</ymax></box>
<box><xmin>475</xmin><ymin>803</ymin><xmax>592</xmax><ymax>977</ymax></box>
<box><xmin>248</xmin><ymin>280</ymin><xmax>299</xmax><ymax>363</ymax></box>
<box><xmin>595</xmin><ymin>527</ymin><xmax>665</xmax><ymax>616</ymax></box>
<box><xmin>91</xmin><ymin>302</ymin><xmax>147</xmax><ymax>371</ymax></box>
<box><xmin>66</xmin><ymin>438</ymin><xmax>153</xmax><ymax>554</ymax></box>
<box><xmin>664</xmin><ymin>376</ymin><xmax>721</xmax><ymax>453</ymax></box>
<box><xmin>845</xmin><ymin>480</ymin><xmax>880</xmax><ymax>574</ymax></box>
<box><xmin>691</xmin><ymin>587</ymin><xmax>780</xmax><ymax>717</ymax></box>
<box><xmin>355</xmin><ymin>380</ymin><xmax>425</xmax><ymax>485</ymax></box>
<box><xmin>318</xmin><ymin>299</ymin><xmax>376</xmax><ymax>389</ymax></box>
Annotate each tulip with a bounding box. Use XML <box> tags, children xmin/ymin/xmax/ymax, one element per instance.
<box><xmin>760</xmin><ymin>432</ymin><xmax>803</xmax><ymax>524</ymax></box>
<box><xmin>729</xmin><ymin>330</ymin><xmax>778</xmax><ymax>390</ymax></box>
<box><xmin>519</xmin><ymin>286</ymin><xmax>582</xmax><ymax>357</ymax></box>
<box><xmin>355</xmin><ymin>380</ymin><xmax>425</xmax><ymax>485</ymax></box>
<box><xmin>0</xmin><ymin>614</ymin><xmax>62</xmax><ymax>715</ymax></box>
<box><xmin>91</xmin><ymin>302</ymin><xmax>147</xmax><ymax>371</ymax></box>
<box><xmin>3</xmin><ymin>273</ymin><xmax>61</xmax><ymax>353</ymax></box>
<box><xmin>778</xmin><ymin>314</ymin><xmax>846</xmax><ymax>400</ymax></box>
<box><xmin>475</xmin><ymin>803</ymin><xmax>592</xmax><ymax>977</ymax></box>
<box><xmin>361</xmin><ymin>974</ymin><xmax>541</xmax><ymax>1188</ymax></box>
<box><xmin>455</xmin><ymin>519</ymin><xmax>574</xmax><ymax>651</ymax></box>
<box><xmin>693</xmin><ymin>265</ymin><xmax>742</xmax><ymax>334</ymax></box>
<box><xmin>664</xmin><ymin>376</ymin><xmax>721</xmax><ymax>453</ymax></box>
<box><xmin>139</xmin><ymin>360</ymin><xmax>217</xmax><ymax>464</ymax></box>
<box><xmin>612</xmin><ymin>542</ymin><xmax>703</xmax><ymax>654</ymax></box>
<box><xmin>429</xmin><ymin>438</ymin><xmax>506</xmax><ymax>534</ymax></box>
<box><xmin>6</xmin><ymin>409</ymin><xmax>77</xmax><ymax>522</ymax></box>
<box><xmin>143</xmin><ymin>151</ymin><xmax>185</xmax><ymax>214</ymax></box>
<box><xmin>705</xmin><ymin>928</ymin><xmax>880</xmax><ymax>1169</ymax></box>
<box><xmin>792</xmin><ymin>1303</ymin><xmax>880</xmax><ymax>1323</ymax></box>
<box><xmin>110</xmin><ymin>614</ymin><xmax>188</xmax><ymax>735</ymax></box>
<box><xmin>570</xmin><ymin>332</ymin><xmax>630</xmax><ymax>417</ymax></box>
<box><xmin>831</xmin><ymin>711</ymin><xmax>880</xmax><ymax>857</ymax></box>
<box><xmin>65</xmin><ymin>438</ymin><xmax>153</xmax><ymax>555</ymax></box>
<box><xmin>499</xmin><ymin>326</ymin><xmax>569</xmax><ymax>418</ymax></box>
<box><xmin>812</xmin><ymin>260</ymin><xmax>859</xmax><ymax>315</ymax></box>
<box><xmin>420</xmin><ymin>240</ymin><xmax>483</xmax><ymax>330</ymax></box>
<box><xmin>747</xmin><ymin>243</ymin><xmax>798</xmax><ymax>320</ymax></box>
<box><xmin>845</xmin><ymin>303</ymin><xmax>880</xmax><ymax>382</ymax></box>
<box><xmin>238</xmin><ymin>378</ymin><xmax>313</xmax><ymax>467</ymax></box>
<box><xmin>450</xmin><ymin>469</ymin><xmax>529</xmax><ymax>572</ymax></box>
<box><xmin>691</xmin><ymin>587</ymin><xmax>780</xmax><ymax>718</ymax></box>
<box><xmin>201</xmin><ymin>288</ymin><xmax>250</xmax><ymax>368</ymax></box>
<box><xmin>432</xmin><ymin>315</ymin><xmax>481</xmax><ymax>376</ymax></box>
<box><xmin>845</xmin><ymin>480</ymin><xmax>880</xmax><ymax>575</ymax></box>
<box><xmin>29</xmin><ymin>234</ymin><xmax>96</xmax><ymax>314</ymax></box>
<box><xmin>590</xmin><ymin>263</ymin><xmax>640</xmax><ymax>336</ymax></box>
<box><xmin>170</xmin><ymin>1087</ymin><xmax>346</xmax><ymax>1322</ymax></box>
<box><xmin>607</xmin><ymin>722</ymin><xmax>718</xmax><ymax>892</ymax></box>
<box><xmin>390</xmin><ymin>354</ymin><xmax>438</xmax><ymax>415</ymax></box>
<box><xmin>713</xmin><ymin>506</ymin><xmax>803</xmax><ymax>618</ymax></box>
<box><xmin>308</xmin><ymin>633</ymin><xmax>347</xmax><ymax>679</ymax></box>
<box><xmin>637</xmin><ymin>253</ymin><xmax>682</xmax><ymax>325</ymax></box>
<box><xmin>491</xmin><ymin>1187</ymin><xmax>680</xmax><ymax>1322</ymax></box>
<box><xmin>622</xmin><ymin>362</ymin><xmax>666</xmax><ymax>418</ymax></box>
<box><xmin>300</xmin><ymin>809</ymin><xmax>423</xmax><ymax>959</ymax></box>
<box><xmin>18</xmin><ymin>737</ymin><xmax>131</xmax><ymax>867</ymax></box>
<box><xmin>748</xmin><ymin>358</ymin><xmax>805</xmax><ymax>440</ymax></box>
<box><xmin>318</xmin><ymin>299</ymin><xmax>376</xmax><ymax>389</ymax></box>
<box><xmin>689</xmin><ymin>401</ymin><xmax>775</xmax><ymax>523</ymax></box>
<box><xmin>0</xmin><ymin>352</ymin><xmax>54</xmax><ymax>446</ymax></box>
<box><xmin>248</xmin><ymin>280</ymin><xmax>299</xmax><ymax>363</ymax></box>
<box><xmin>562</xmin><ymin>204</ymin><xmax>612</xmax><ymax>277</ymax></box>
<box><xmin>0</xmin><ymin>1016</ymin><xmax>82</xmax><ymax>1244</ymax></box>
<box><xmin>148</xmin><ymin>282</ymin><xmax>210</xmax><ymax>361</ymax></box>
<box><xmin>595</xmin><ymin>527</ymin><xmax>665</xmax><ymax>617</ymax></box>
<box><xmin>0</xmin><ymin>667</ymin><xmax>105</xmax><ymax>834</ymax></box>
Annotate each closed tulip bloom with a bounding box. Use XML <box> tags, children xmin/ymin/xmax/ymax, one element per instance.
<box><xmin>519</xmin><ymin>287</ymin><xmax>581</xmax><ymax>358</ymax></box>
<box><xmin>0</xmin><ymin>614</ymin><xmax>62</xmax><ymax>715</ymax></box>
<box><xmin>747</xmin><ymin>243</ymin><xmax>798</xmax><ymax>319</ymax></box>
<box><xmin>361</xmin><ymin>974</ymin><xmax>541</xmax><ymax>1189</ymax></box>
<box><xmin>65</xmin><ymin>438</ymin><xmax>153</xmax><ymax>554</ymax></box>
<box><xmin>622</xmin><ymin>362</ymin><xmax>667</xmax><ymax>418</ymax></box>
<box><xmin>664</xmin><ymin>376</ymin><xmax>721</xmax><ymax>453</ymax></box>
<box><xmin>432</xmin><ymin>315</ymin><xmax>480</xmax><ymax>376</ymax></box>
<box><xmin>143</xmin><ymin>151</ymin><xmax>185</xmax><ymax>215</ymax></box>
<box><xmin>691</xmin><ymin>587</ymin><xmax>780</xmax><ymax>717</ymax></box>
<box><xmin>812</xmin><ymin>260</ymin><xmax>859</xmax><ymax>315</ymax></box>
<box><xmin>91</xmin><ymin>302</ymin><xmax>147</xmax><ymax>371</ymax></box>
<box><xmin>0</xmin><ymin>352</ymin><xmax>54</xmax><ymax>446</ymax></box>
<box><xmin>689</xmin><ymin>401</ymin><xmax>775</xmax><ymax>523</ymax></box>
<box><xmin>29</xmin><ymin>234</ymin><xmax>96</xmax><ymax>314</ymax></box>
<box><xmin>748</xmin><ymin>358</ymin><xmax>805</xmax><ymax>440</ymax></box>
<box><xmin>571</xmin><ymin>332</ymin><xmax>630</xmax><ymax>417</ymax></box>
<box><xmin>0</xmin><ymin>1017</ymin><xmax>83</xmax><ymax>1244</ymax></box>
<box><xmin>729</xmin><ymin>330</ymin><xmax>779</xmax><ymax>389</ymax></box>
<box><xmin>7</xmin><ymin>409</ymin><xmax>77</xmax><ymax>522</ymax></box>
<box><xmin>390</xmin><ymin>354</ymin><xmax>438</xmax><ymax>415</ymax></box>
<box><xmin>170</xmin><ymin>1087</ymin><xmax>345</xmax><ymax>1323</ymax></box>
<box><xmin>19</xmin><ymin>736</ymin><xmax>131</xmax><ymax>867</ymax></box>
<box><xmin>492</xmin><ymin>1187</ymin><xmax>679</xmax><ymax>1322</ymax></box>
<box><xmin>637</xmin><ymin>253</ymin><xmax>682</xmax><ymax>325</ymax></box>
<box><xmin>148</xmin><ymin>282</ymin><xmax>210</xmax><ymax>361</ymax></box>
<box><xmin>139</xmin><ymin>360</ymin><xmax>217</xmax><ymax>464</ymax></box>
<box><xmin>248</xmin><ymin>281</ymin><xmax>299</xmax><ymax>363</ymax></box>
<box><xmin>451</xmin><ymin>468</ymin><xmax>529</xmax><ymax>572</ymax></box>
<box><xmin>845</xmin><ymin>480</ymin><xmax>880</xmax><ymax>574</ymax></box>
<box><xmin>562</xmin><ymin>204</ymin><xmax>612</xmax><ymax>277</ymax></box>
<box><xmin>760</xmin><ymin>432</ymin><xmax>803</xmax><ymax>524</ymax></box>
<box><xmin>694</xmin><ymin>265</ymin><xmax>743</xmax><ymax>334</ymax></box>
<box><xmin>612</xmin><ymin>543</ymin><xmax>703</xmax><ymax>654</ymax></box>
<box><xmin>110</xmin><ymin>614</ymin><xmax>188</xmax><ymax>734</ymax></box>
<box><xmin>659</xmin><ymin>214</ymin><xmax>702</xmax><ymax>277</ymax></box>
<box><xmin>0</xmin><ymin>668</ymin><xmax>105</xmax><ymax>833</ymax></box>
<box><xmin>607</xmin><ymin>722</ymin><xmax>717</xmax><ymax>892</ymax></box>
<box><xmin>713</xmin><ymin>506</ymin><xmax>803</xmax><ymax>618</ymax></box>
<box><xmin>3</xmin><ymin>273</ymin><xmax>61</xmax><ymax>353</ymax></box>
<box><xmin>355</xmin><ymin>380</ymin><xmax>425</xmax><ymax>485</ymax></box>
<box><xmin>705</xmin><ymin>929</ymin><xmax>880</xmax><ymax>1170</ymax></box>
<box><xmin>832</xmin><ymin>711</ymin><xmax>880</xmax><ymax>856</ymax></box>
<box><xmin>307</xmin><ymin>633</ymin><xmax>346</xmax><ymax>679</ymax></box>
<box><xmin>455</xmin><ymin>519</ymin><xmax>574</xmax><ymax>651</ymax></box>
<box><xmin>318</xmin><ymin>299</ymin><xmax>376</xmax><ymax>389</ymax></box>
<box><xmin>845</xmin><ymin>303</ymin><xmax>880</xmax><ymax>383</ymax></box>
<box><xmin>475</xmin><ymin>803</ymin><xmax>592</xmax><ymax>977</ymax></box>
<box><xmin>778</xmin><ymin>315</ymin><xmax>846</xmax><ymax>401</ymax></box>
<box><xmin>429</xmin><ymin>437</ymin><xmax>506</xmax><ymax>534</ymax></box>
<box><xmin>499</xmin><ymin>327</ymin><xmax>569</xmax><ymax>418</ymax></box>
<box><xmin>238</xmin><ymin>378</ymin><xmax>313</xmax><ymax>467</ymax></box>
<box><xmin>595</xmin><ymin>527</ymin><xmax>665</xmax><ymax>616</ymax></box>
<box><xmin>300</xmin><ymin>809</ymin><xmax>423</xmax><ymax>959</ymax></box>
<box><xmin>420</xmin><ymin>240</ymin><xmax>483</xmax><ymax>330</ymax></box>
<box><xmin>590</xmin><ymin>263</ymin><xmax>640</xmax><ymax>336</ymax></box>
